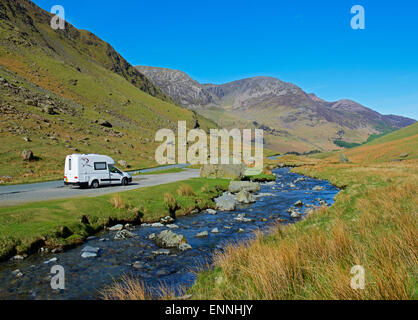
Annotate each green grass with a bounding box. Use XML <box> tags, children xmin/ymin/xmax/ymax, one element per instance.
<box><xmin>333</xmin><ymin>140</ymin><xmax>361</xmax><ymax>149</ymax></box>
<box><xmin>0</xmin><ymin>177</ymin><xmax>229</xmax><ymax>261</ymax></box>
<box><xmin>243</xmin><ymin>173</ymin><xmax>276</xmax><ymax>182</ymax></box>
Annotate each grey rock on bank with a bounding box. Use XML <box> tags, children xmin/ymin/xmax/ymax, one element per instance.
<box><xmin>200</xmin><ymin>164</ymin><xmax>246</xmax><ymax>180</ymax></box>
<box><xmin>229</xmin><ymin>181</ymin><xmax>261</xmax><ymax>194</ymax></box>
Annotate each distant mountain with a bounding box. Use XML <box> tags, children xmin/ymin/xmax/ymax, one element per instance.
<box><xmin>137</xmin><ymin>66</ymin><xmax>416</xmax><ymax>153</ymax></box>
<box><xmin>135</xmin><ymin>66</ymin><xmax>218</xmax><ymax>108</ymax></box>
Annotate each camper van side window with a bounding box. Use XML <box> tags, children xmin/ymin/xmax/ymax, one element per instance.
<box><xmin>69</xmin><ymin>159</ymin><xmax>71</xmax><ymax>171</ymax></box>
<box><xmin>94</xmin><ymin>162</ymin><xmax>107</xmax><ymax>170</ymax></box>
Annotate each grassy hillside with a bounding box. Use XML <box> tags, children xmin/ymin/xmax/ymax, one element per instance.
<box><xmin>325</xmin><ymin>122</ymin><xmax>418</xmax><ymax>163</ymax></box>
<box><xmin>0</xmin><ymin>0</ymin><xmax>216</xmax><ymax>184</ymax></box>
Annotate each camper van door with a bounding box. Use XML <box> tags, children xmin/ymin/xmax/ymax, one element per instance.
<box><xmin>109</xmin><ymin>165</ymin><xmax>122</xmax><ymax>184</ymax></box>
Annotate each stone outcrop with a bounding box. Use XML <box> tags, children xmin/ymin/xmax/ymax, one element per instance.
<box><xmin>200</xmin><ymin>164</ymin><xmax>246</xmax><ymax>180</ymax></box>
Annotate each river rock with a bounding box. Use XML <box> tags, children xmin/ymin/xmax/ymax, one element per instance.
<box><xmin>148</xmin><ymin>233</ymin><xmax>156</xmax><ymax>240</ymax></box>
<box><xmin>236</xmin><ymin>190</ymin><xmax>255</xmax><ymax>204</ymax></box>
<box><xmin>237</xmin><ymin>228</ymin><xmax>245</xmax><ymax>233</ymax></box>
<box><xmin>108</xmin><ymin>224</ymin><xmax>124</xmax><ymax>231</ymax></box>
<box><xmin>81</xmin><ymin>252</ymin><xmax>98</xmax><ymax>258</ymax></box>
<box><xmin>313</xmin><ymin>186</ymin><xmax>324</xmax><ymax>191</ymax></box>
<box><xmin>228</xmin><ymin>181</ymin><xmax>261</xmax><ymax>194</ymax></box>
<box><xmin>43</xmin><ymin>257</ymin><xmax>58</xmax><ymax>264</ymax></box>
<box><xmin>150</xmin><ymin>223</ymin><xmax>165</xmax><ymax>228</ymax></box>
<box><xmin>11</xmin><ymin>255</ymin><xmax>25</xmax><ymax>261</ymax></box>
<box><xmin>12</xmin><ymin>269</ymin><xmax>23</xmax><ymax>278</ymax></box>
<box><xmin>81</xmin><ymin>246</ymin><xmax>100</xmax><ymax>258</ymax></box>
<box><xmin>160</xmin><ymin>216</ymin><xmax>175</xmax><ymax>224</ymax></box>
<box><xmin>234</xmin><ymin>213</ymin><xmax>253</xmax><ymax>222</ymax></box>
<box><xmin>206</xmin><ymin>209</ymin><xmax>217</xmax><ymax>215</ymax></box>
<box><xmin>211</xmin><ymin>228</ymin><xmax>219</xmax><ymax>234</ymax></box>
<box><xmin>114</xmin><ymin>229</ymin><xmax>136</xmax><ymax>240</ymax></box>
<box><xmin>178</xmin><ymin>243</ymin><xmax>192</xmax><ymax>251</ymax></box>
<box><xmin>195</xmin><ymin>231</ymin><xmax>209</xmax><ymax>238</ymax></box>
<box><xmin>200</xmin><ymin>164</ymin><xmax>246</xmax><ymax>180</ymax></box>
<box><xmin>152</xmin><ymin>249</ymin><xmax>171</xmax><ymax>255</ymax></box>
<box><xmin>82</xmin><ymin>246</ymin><xmax>100</xmax><ymax>253</ymax></box>
<box><xmin>155</xmin><ymin>230</ymin><xmax>187</xmax><ymax>248</ymax></box>
<box><xmin>132</xmin><ymin>261</ymin><xmax>144</xmax><ymax>270</ymax></box>
<box><xmin>166</xmin><ymin>224</ymin><xmax>179</xmax><ymax>229</ymax></box>
<box><xmin>215</xmin><ymin>193</ymin><xmax>236</xmax><ymax>211</ymax></box>
<box><xmin>294</xmin><ymin>200</ymin><xmax>303</xmax><ymax>207</ymax></box>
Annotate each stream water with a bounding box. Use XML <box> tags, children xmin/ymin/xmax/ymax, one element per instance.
<box><xmin>0</xmin><ymin>168</ymin><xmax>339</xmax><ymax>300</ymax></box>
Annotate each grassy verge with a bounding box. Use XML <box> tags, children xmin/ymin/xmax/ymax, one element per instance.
<box><xmin>243</xmin><ymin>173</ymin><xmax>276</xmax><ymax>182</ymax></box>
<box><xmin>188</xmin><ymin>160</ymin><xmax>417</xmax><ymax>300</ymax></box>
<box><xmin>0</xmin><ymin>178</ymin><xmax>229</xmax><ymax>261</ymax></box>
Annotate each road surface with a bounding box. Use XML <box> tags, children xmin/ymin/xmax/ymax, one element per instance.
<box><xmin>0</xmin><ymin>169</ymin><xmax>200</xmax><ymax>207</ymax></box>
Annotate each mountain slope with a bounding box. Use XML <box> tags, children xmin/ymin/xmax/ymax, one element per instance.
<box><xmin>333</xmin><ymin>122</ymin><xmax>418</xmax><ymax>163</ymax></box>
<box><xmin>137</xmin><ymin>66</ymin><xmax>416</xmax><ymax>153</ymax></box>
<box><xmin>0</xmin><ymin>0</ymin><xmax>216</xmax><ymax>184</ymax></box>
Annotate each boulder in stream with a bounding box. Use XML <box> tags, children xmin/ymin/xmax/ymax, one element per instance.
<box><xmin>114</xmin><ymin>229</ymin><xmax>136</xmax><ymax>240</ymax></box>
<box><xmin>155</xmin><ymin>230</ymin><xmax>187</xmax><ymax>249</ymax></box>
<box><xmin>294</xmin><ymin>200</ymin><xmax>303</xmax><ymax>207</ymax></box>
<box><xmin>215</xmin><ymin>193</ymin><xmax>236</xmax><ymax>211</ymax></box>
<box><xmin>179</xmin><ymin>243</ymin><xmax>192</xmax><ymax>251</ymax></box>
<box><xmin>195</xmin><ymin>231</ymin><xmax>209</xmax><ymax>238</ymax></box>
<box><xmin>236</xmin><ymin>190</ymin><xmax>255</xmax><ymax>204</ymax></box>
<box><xmin>108</xmin><ymin>224</ymin><xmax>124</xmax><ymax>231</ymax></box>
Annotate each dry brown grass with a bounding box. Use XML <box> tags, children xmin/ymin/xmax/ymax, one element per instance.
<box><xmin>110</xmin><ymin>194</ymin><xmax>126</xmax><ymax>209</ymax></box>
<box><xmin>101</xmin><ymin>275</ymin><xmax>185</xmax><ymax>300</ymax></box>
<box><xmin>177</xmin><ymin>184</ymin><xmax>196</xmax><ymax>197</ymax></box>
<box><xmin>190</xmin><ymin>161</ymin><xmax>418</xmax><ymax>300</ymax></box>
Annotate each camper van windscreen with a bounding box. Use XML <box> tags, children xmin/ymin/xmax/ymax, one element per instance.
<box><xmin>94</xmin><ymin>162</ymin><xmax>107</xmax><ymax>170</ymax></box>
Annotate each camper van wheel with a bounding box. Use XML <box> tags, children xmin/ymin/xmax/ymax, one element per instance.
<box><xmin>122</xmin><ymin>178</ymin><xmax>129</xmax><ymax>186</ymax></box>
<box><xmin>91</xmin><ymin>180</ymin><xmax>99</xmax><ymax>189</ymax></box>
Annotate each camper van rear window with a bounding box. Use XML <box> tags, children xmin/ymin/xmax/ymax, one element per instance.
<box><xmin>94</xmin><ymin>162</ymin><xmax>107</xmax><ymax>170</ymax></box>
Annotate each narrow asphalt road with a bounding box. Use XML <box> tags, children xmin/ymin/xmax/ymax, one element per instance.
<box><xmin>0</xmin><ymin>169</ymin><xmax>200</xmax><ymax>207</ymax></box>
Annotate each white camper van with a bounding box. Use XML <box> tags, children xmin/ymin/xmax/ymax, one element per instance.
<box><xmin>64</xmin><ymin>154</ymin><xmax>132</xmax><ymax>188</ymax></box>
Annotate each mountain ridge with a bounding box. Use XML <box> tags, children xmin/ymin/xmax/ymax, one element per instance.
<box><xmin>136</xmin><ymin>65</ymin><xmax>415</xmax><ymax>152</ymax></box>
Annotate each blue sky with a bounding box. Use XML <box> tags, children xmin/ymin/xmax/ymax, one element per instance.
<box><xmin>35</xmin><ymin>0</ymin><xmax>418</xmax><ymax>119</ymax></box>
